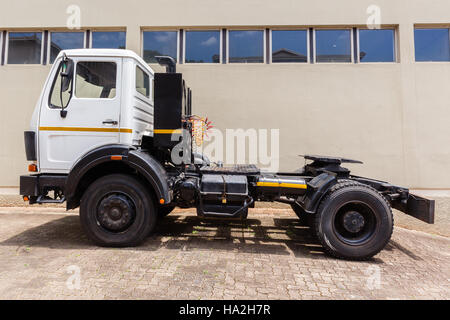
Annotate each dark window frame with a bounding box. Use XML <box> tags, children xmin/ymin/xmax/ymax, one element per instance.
<box><xmin>357</xmin><ymin>28</ymin><xmax>397</xmax><ymax>63</ymax></box>
<box><xmin>142</xmin><ymin>30</ymin><xmax>179</xmax><ymax>64</ymax></box>
<box><xmin>414</xmin><ymin>27</ymin><xmax>450</xmax><ymax>62</ymax></box>
<box><xmin>48</xmin><ymin>31</ymin><xmax>86</xmax><ymax>64</ymax></box>
<box><xmin>270</xmin><ymin>28</ymin><xmax>310</xmax><ymax>63</ymax></box>
<box><xmin>227</xmin><ymin>29</ymin><xmax>266</xmax><ymax>64</ymax></box>
<box><xmin>90</xmin><ymin>30</ymin><xmax>126</xmax><ymax>49</ymax></box>
<box><xmin>0</xmin><ymin>31</ymin><xmax>4</xmax><ymax>65</ymax></box>
<box><xmin>183</xmin><ymin>29</ymin><xmax>222</xmax><ymax>64</ymax></box>
<box><xmin>6</xmin><ymin>31</ymin><xmax>44</xmax><ymax>65</ymax></box>
<box><xmin>313</xmin><ymin>28</ymin><xmax>354</xmax><ymax>64</ymax></box>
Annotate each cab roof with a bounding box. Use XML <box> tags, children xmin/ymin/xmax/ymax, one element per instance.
<box><xmin>58</xmin><ymin>49</ymin><xmax>153</xmax><ymax>74</ymax></box>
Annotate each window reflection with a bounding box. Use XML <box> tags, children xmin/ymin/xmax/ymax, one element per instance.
<box><xmin>50</xmin><ymin>32</ymin><xmax>84</xmax><ymax>63</ymax></box>
<box><xmin>229</xmin><ymin>30</ymin><xmax>264</xmax><ymax>63</ymax></box>
<box><xmin>359</xmin><ymin>29</ymin><xmax>395</xmax><ymax>62</ymax></box>
<box><xmin>185</xmin><ymin>31</ymin><xmax>220</xmax><ymax>63</ymax></box>
<box><xmin>316</xmin><ymin>29</ymin><xmax>352</xmax><ymax>63</ymax></box>
<box><xmin>7</xmin><ymin>32</ymin><xmax>42</xmax><ymax>64</ymax></box>
<box><xmin>91</xmin><ymin>31</ymin><xmax>126</xmax><ymax>49</ymax></box>
<box><xmin>415</xmin><ymin>28</ymin><xmax>450</xmax><ymax>62</ymax></box>
<box><xmin>272</xmin><ymin>30</ymin><xmax>308</xmax><ymax>63</ymax></box>
<box><xmin>143</xmin><ymin>31</ymin><xmax>178</xmax><ymax>63</ymax></box>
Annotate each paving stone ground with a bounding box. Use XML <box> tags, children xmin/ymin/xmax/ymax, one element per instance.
<box><xmin>0</xmin><ymin>205</ymin><xmax>448</xmax><ymax>300</ymax></box>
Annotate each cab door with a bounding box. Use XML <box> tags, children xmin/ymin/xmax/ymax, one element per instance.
<box><xmin>39</xmin><ymin>56</ymin><xmax>122</xmax><ymax>173</ymax></box>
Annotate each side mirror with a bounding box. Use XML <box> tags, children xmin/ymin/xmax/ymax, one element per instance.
<box><xmin>61</xmin><ymin>58</ymin><xmax>74</xmax><ymax>92</ymax></box>
<box><xmin>59</xmin><ymin>55</ymin><xmax>74</xmax><ymax>118</ymax></box>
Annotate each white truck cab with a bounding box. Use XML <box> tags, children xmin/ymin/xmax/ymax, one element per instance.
<box><xmin>19</xmin><ymin>49</ymin><xmax>434</xmax><ymax>259</ymax></box>
<box><xmin>34</xmin><ymin>49</ymin><xmax>154</xmax><ymax>173</ymax></box>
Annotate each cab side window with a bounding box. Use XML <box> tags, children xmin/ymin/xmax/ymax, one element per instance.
<box><xmin>49</xmin><ymin>61</ymin><xmax>73</xmax><ymax>108</ymax></box>
<box><xmin>75</xmin><ymin>62</ymin><xmax>117</xmax><ymax>99</ymax></box>
<box><xmin>135</xmin><ymin>65</ymin><xmax>150</xmax><ymax>98</ymax></box>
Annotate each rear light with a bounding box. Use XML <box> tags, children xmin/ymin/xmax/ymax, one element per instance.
<box><xmin>23</xmin><ymin>196</ymin><xmax>29</xmax><ymax>202</ymax></box>
<box><xmin>28</xmin><ymin>163</ymin><xmax>37</xmax><ymax>172</ymax></box>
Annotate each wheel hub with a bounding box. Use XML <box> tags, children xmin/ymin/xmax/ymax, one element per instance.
<box><xmin>342</xmin><ymin>211</ymin><xmax>365</xmax><ymax>233</ymax></box>
<box><xmin>97</xmin><ymin>194</ymin><xmax>136</xmax><ymax>232</ymax></box>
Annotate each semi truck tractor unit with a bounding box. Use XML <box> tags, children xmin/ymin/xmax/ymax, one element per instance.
<box><xmin>19</xmin><ymin>49</ymin><xmax>435</xmax><ymax>260</ymax></box>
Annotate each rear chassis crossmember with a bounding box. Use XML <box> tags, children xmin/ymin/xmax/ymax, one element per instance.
<box><xmin>350</xmin><ymin>176</ymin><xmax>435</xmax><ymax>224</ymax></box>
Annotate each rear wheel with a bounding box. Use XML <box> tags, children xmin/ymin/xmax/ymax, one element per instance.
<box><xmin>315</xmin><ymin>181</ymin><xmax>393</xmax><ymax>260</ymax></box>
<box><xmin>80</xmin><ymin>174</ymin><xmax>157</xmax><ymax>247</ymax></box>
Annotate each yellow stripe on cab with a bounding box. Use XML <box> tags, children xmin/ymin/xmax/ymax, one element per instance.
<box><xmin>39</xmin><ymin>127</ymin><xmax>132</xmax><ymax>133</ymax></box>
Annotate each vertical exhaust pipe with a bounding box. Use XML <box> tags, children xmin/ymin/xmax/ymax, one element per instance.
<box><xmin>155</xmin><ymin>56</ymin><xmax>176</xmax><ymax>73</ymax></box>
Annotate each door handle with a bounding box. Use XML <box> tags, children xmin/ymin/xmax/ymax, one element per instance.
<box><xmin>102</xmin><ymin>120</ymin><xmax>118</xmax><ymax>125</ymax></box>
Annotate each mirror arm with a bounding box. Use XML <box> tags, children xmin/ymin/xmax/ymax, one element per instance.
<box><xmin>59</xmin><ymin>53</ymin><xmax>70</xmax><ymax>118</ymax></box>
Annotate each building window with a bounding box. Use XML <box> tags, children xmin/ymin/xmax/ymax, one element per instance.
<box><xmin>49</xmin><ymin>32</ymin><xmax>85</xmax><ymax>63</ymax></box>
<box><xmin>76</xmin><ymin>61</ymin><xmax>117</xmax><ymax>99</ymax></box>
<box><xmin>358</xmin><ymin>29</ymin><xmax>395</xmax><ymax>63</ymax></box>
<box><xmin>0</xmin><ymin>32</ymin><xmax>3</xmax><ymax>65</ymax></box>
<box><xmin>414</xmin><ymin>28</ymin><xmax>450</xmax><ymax>62</ymax></box>
<box><xmin>142</xmin><ymin>31</ymin><xmax>178</xmax><ymax>63</ymax></box>
<box><xmin>136</xmin><ymin>66</ymin><xmax>150</xmax><ymax>98</ymax></box>
<box><xmin>315</xmin><ymin>29</ymin><xmax>352</xmax><ymax>63</ymax></box>
<box><xmin>228</xmin><ymin>30</ymin><xmax>264</xmax><ymax>63</ymax></box>
<box><xmin>7</xmin><ymin>32</ymin><xmax>43</xmax><ymax>64</ymax></box>
<box><xmin>185</xmin><ymin>30</ymin><xmax>220</xmax><ymax>63</ymax></box>
<box><xmin>271</xmin><ymin>30</ymin><xmax>308</xmax><ymax>63</ymax></box>
<box><xmin>91</xmin><ymin>31</ymin><xmax>126</xmax><ymax>49</ymax></box>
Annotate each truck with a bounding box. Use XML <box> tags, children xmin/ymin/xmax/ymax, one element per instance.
<box><xmin>19</xmin><ymin>49</ymin><xmax>435</xmax><ymax>260</ymax></box>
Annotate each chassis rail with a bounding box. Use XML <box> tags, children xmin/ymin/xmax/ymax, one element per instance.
<box><xmin>351</xmin><ymin>175</ymin><xmax>435</xmax><ymax>224</ymax></box>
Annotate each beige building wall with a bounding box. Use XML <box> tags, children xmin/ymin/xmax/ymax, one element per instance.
<box><xmin>0</xmin><ymin>0</ymin><xmax>449</xmax><ymax>188</ymax></box>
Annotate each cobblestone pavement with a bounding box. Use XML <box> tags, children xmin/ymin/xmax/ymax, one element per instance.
<box><xmin>0</xmin><ymin>207</ymin><xmax>448</xmax><ymax>300</ymax></box>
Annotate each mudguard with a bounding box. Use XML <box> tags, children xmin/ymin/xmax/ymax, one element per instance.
<box><xmin>298</xmin><ymin>172</ymin><xmax>337</xmax><ymax>214</ymax></box>
<box><xmin>127</xmin><ymin>149</ymin><xmax>172</xmax><ymax>203</ymax></box>
<box><xmin>65</xmin><ymin>144</ymin><xmax>171</xmax><ymax>209</ymax></box>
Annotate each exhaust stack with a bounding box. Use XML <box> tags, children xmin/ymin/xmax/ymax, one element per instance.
<box><xmin>155</xmin><ymin>56</ymin><xmax>176</xmax><ymax>73</ymax></box>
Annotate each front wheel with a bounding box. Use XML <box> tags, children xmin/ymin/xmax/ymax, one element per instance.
<box><xmin>315</xmin><ymin>181</ymin><xmax>393</xmax><ymax>260</ymax></box>
<box><xmin>80</xmin><ymin>174</ymin><xmax>157</xmax><ymax>247</ymax></box>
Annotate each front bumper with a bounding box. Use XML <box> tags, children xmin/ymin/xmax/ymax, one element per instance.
<box><xmin>20</xmin><ymin>174</ymin><xmax>67</xmax><ymax>204</ymax></box>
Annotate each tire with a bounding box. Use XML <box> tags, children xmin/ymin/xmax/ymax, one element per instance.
<box><xmin>80</xmin><ymin>174</ymin><xmax>157</xmax><ymax>247</ymax></box>
<box><xmin>291</xmin><ymin>203</ymin><xmax>314</xmax><ymax>227</ymax></box>
<box><xmin>158</xmin><ymin>205</ymin><xmax>175</xmax><ymax>218</ymax></box>
<box><xmin>315</xmin><ymin>180</ymin><xmax>393</xmax><ymax>260</ymax></box>
<box><xmin>240</xmin><ymin>207</ymin><xmax>249</xmax><ymax>219</ymax></box>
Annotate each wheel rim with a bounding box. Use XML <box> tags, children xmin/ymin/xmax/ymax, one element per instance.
<box><xmin>333</xmin><ymin>201</ymin><xmax>377</xmax><ymax>245</ymax></box>
<box><xmin>96</xmin><ymin>193</ymin><xmax>136</xmax><ymax>233</ymax></box>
